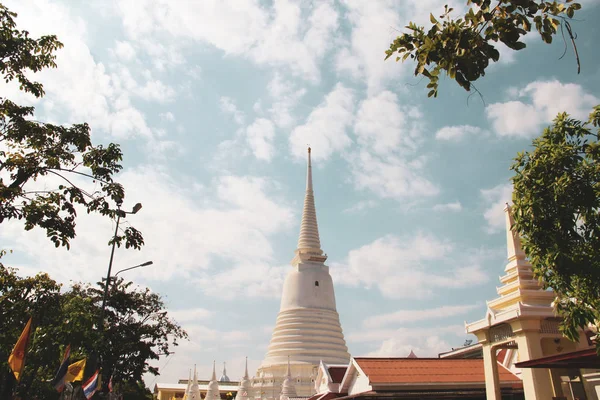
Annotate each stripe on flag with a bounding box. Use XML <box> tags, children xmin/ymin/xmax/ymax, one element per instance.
<box><xmin>52</xmin><ymin>344</ymin><xmax>71</xmax><ymax>392</ymax></box>
<box><xmin>83</xmin><ymin>370</ymin><xmax>101</xmax><ymax>399</ymax></box>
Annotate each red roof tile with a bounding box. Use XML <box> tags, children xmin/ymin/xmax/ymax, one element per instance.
<box><xmin>328</xmin><ymin>367</ymin><xmax>347</xmax><ymax>384</ymax></box>
<box><xmin>307</xmin><ymin>393</ymin><xmax>346</xmax><ymax>400</ymax></box>
<box><xmin>497</xmin><ymin>348</ymin><xmax>507</xmax><ymax>364</ymax></box>
<box><xmin>353</xmin><ymin>358</ymin><xmax>521</xmax><ymax>386</ymax></box>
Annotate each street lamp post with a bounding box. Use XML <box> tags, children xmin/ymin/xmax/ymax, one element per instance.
<box><xmin>113</xmin><ymin>260</ymin><xmax>153</xmax><ymax>278</ymax></box>
<box><xmin>98</xmin><ymin>202</ymin><xmax>143</xmax><ymax>329</ymax></box>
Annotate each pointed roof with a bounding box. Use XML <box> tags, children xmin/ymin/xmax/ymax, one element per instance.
<box><xmin>466</xmin><ymin>204</ymin><xmax>556</xmax><ymax>333</ymax></box>
<box><xmin>293</xmin><ymin>147</ymin><xmax>327</xmax><ymax>265</ymax></box>
<box><xmin>187</xmin><ymin>365</ymin><xmax>201</xmax><ymax>400</ymax></box>
<box><xmin>235</xmin><ymin>357</ymin><xmax>252</xmax><ymax>400</ymax></box>
<box><xmin>504</xmin><ymin>203</ymin><xmax>526</xmax><ymax>262</ymax></box>
<box><xmin>219</xmin><ymin>361</ymin><xmax>230</xmax><ymax>382</ymax></box>
<box><xmin>280</xmin><ymin>356</ymin><xmax>297</xmax><ymax>400</ymax></box>
<box><xmin>407</xmin><ymin>350</ymin><xmax>418</xmax><ymax>359</ymax></box>
<box><xmin>206</xmin><ymin>361</ymin><xmax>220</xmax><ymax>400</ymax></box>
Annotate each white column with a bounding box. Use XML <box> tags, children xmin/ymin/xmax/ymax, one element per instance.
<box><xmin>482</xmin><ymin>344</ymin><xmax>502</xmax><ymax>400</ymax></box>
<box><xmin>515</xmin><ymin>333</ymin><xmax>555</xmax><ymax>400</ymax></box>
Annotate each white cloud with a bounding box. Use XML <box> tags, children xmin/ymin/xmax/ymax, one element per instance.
<box><xmin>433</xmin><ymin>201</ymin><xmax>462</xmax><ymax>212</ymax></box>
<box><xmin>367</xmin><ymin>325</ymin><xmax>467</xmax><ymax>357</ymax></box>
<box><xmin>115</xmin><ymin>0</ymin><xmax>339</xmax><ymax>82</ymax></box>
<box><xmin>486</xmin><ymin>101</ymin><xmax>542</xmax><ymax>137</ymax></box>
<box><xmin>289</xmin><ymin>83</ymin><xmax>355</xmax><ymax>161</ymax></box>
<box><xmin>435</xmin><ymin>125</ymin><xmax>483</xmax><ymax>141</ymax></box>
<box><xmin>246</xmin><ymin>118</ymin><xmax>276</xmax><ymax>162</ymax></box>
<box><xmin>349</xmin><ymin>151</ymin><xmax>439</xmax><ymax>200</ymax></box>
<box><xmin>336</xmin><ymin>0</ymin><xmax>464</xmax><ymax>93</ymax></box>
<box><xmin>354</xmin><ymin>91</ymin><xmax>417</xmax><ymax>155</ymax></box>
<box><xmin>335</xmin><ymin>1</ymin><xmax>403</xmax><ymax>94</ymax></box>
<box><xmin>486</xmin><ymin>80</ymin><xmax>599</xmax><ymax>137</ymax></box>
<box><xmin>523</xmin><ymin>80</ymin><xmax>598</xmax><ymax>121</ymax></box>
<box><xmin>266</xmin><ymin>73</ymin><xmax>306</xmax><ymax>128</ymax></box>
<box><xmin>348</xmin><ymin>325</ymin><xmax>469</xmax><ymax>358</ymax></box>
<box><xmin>0</xmin><ymin>167</ymin><xmax>295</xmax><ymax>297</ymax></box>
<box><xmin>169</xmin><ymin>308</ymin><xmax>214</xmax><ymax>324</ymax></box>
<box><xmin>220</xmin><ymin>96</ymin><xmax>245</xmax><ymax>125</ymax></box>
<box><xmin>138</xmin><ymin>79</ymin><xmax>176</xmax><ymax>103</ymax></box>
<box><xmin>159</xmin><ymin>112</ymin><xmax>176</xmax><ymax>122</ymax></box>
<box><xmin>0</xmin><ymin>1</ymin><xmax>159</xmax><ymax>141</ymax></box>
<box><xmin>113</xmin><ymin>40</ymin><xmax>137</xmax><ymax>62</ymax></box>
<box><xmin>195</xmin><ymin>262</ymin><xmax>287</xmax><ymax>299</ymax></box>
<box><xmin>364</xmin><ymin>304</ymin><xmax>479</xmax><ymax>328</ymax></box>
<box><xmin>343</xmin><ymin>200</ymin><xmax>378</xmax><ymax>214</ymax></box>
<box><xmin>481</xmin><ymin>183</ymin><xmax>512</xmax><ymax>233</ymax></box>
<box><xmin>331</xmin><ymin>234</ymin><xmax>489</xmax><ymax>298</ymax></box>
<box><xmin>347</xmin><ymin>91</ymin><xmax>438</xmax><ymax>201</ymax></box>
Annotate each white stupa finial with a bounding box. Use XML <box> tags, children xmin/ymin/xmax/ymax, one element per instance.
<box><xmin>280</xmin><ymin>356</ymin><xmax>297</xmax><ymax>400</ymax></box>
<box><xmin>188</xmin><ymin>365</ymin><xmax>201</xmax><ymax>399</ymax></box>
<box><xmin>235</xmin><ymin>357</ymin><xmax>252</xmax><ymax>400</ymax></box>
<box><xmin>294</xmin><ymin>147</ymin><xmax>326</xmax><ymax>263</ymax></box>
<box><xmin>206</xmin><ymin>361</ymin><xmax>220</xmax><ymax>399</ymax></box>
<box><xmin>504</xmin><ymin>203</ymin><xmax>526</xmax><ymax>261</ymax></box>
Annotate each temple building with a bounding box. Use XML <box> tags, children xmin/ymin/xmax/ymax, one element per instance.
<box><xmin>465</xmin><ymin>204</ymin><xmax>600</xmax><ymax>400</ymax></box>
<box><xmin>251</xmin><ymin>147</ymin><xmax>351</xmax><ymax>399</ymax></box>
<box><xmin>153</xmin><ymin>152</ymin><xmax>600</xmax><ymax>400</ymax></box>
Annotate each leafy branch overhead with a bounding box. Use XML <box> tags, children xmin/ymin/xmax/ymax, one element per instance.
<box><xmin>0</xmin><ymin>3</ymin><xmax>143</xmax><ymax>250</ymax></box>
<box><xmin>385</xmin><ymin>0</ymin><xmax>582</xmax><ymax>97</ymax></box>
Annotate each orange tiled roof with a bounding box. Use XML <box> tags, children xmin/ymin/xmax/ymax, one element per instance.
<box><xmin>353</xmin><ymin>358</ymin><xmax>521</xmax><ymax>385</ymax></box>
<box><xmin>328</xmin><ymin>366</ymin><xmax>347</xmax><ymax>384</ymax></box>
<box><xmin>307</xmin><ymin>392</ymin><xmax>346</xmax><ymax>400</ymax></box>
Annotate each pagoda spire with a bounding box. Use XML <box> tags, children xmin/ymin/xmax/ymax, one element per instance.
<box><xmin>188</xmin><ymin>365</ymin><xmax>201</xmax><ymax>399</ymax></box>
<box><xmin>235</xmin><ymin>357</ymin><xmax>252</xmax><ymax>400</ymax></box>
<box><xmin>504</xmin><ymin>203</ymin><xmax>526</xmax><ymax>262</ymax></box>
<box><xmin>280</xmin><ymin>356</ymin><xmax>297</xmax><ymax>400</ymax></box>
<box><xmin>206</xmin><ymin>361</ymin><xmax>220</xmax><ymax>400</ymax></box>
<box><xmin>293</xmin><ymin>147</ymin><xmax>326</xmax><ymax>264</ymax></box>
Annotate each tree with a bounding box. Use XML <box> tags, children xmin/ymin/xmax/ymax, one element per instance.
<box><xmin>0</xmin><ymin>263</ymin><xmax>62</xmax><ymax>399</ymax></box>
<box><xmin>0</xmin><ymin>265</ymin><xmax>187</xmax><ymax>399</ymax></box>
<box><xmin>72</xmin><ymin>278</ymin><xmax>187</xmax><ymax>387</ymax></box>
<box><xmin>385</xmin><ymin>0</ymin><xmax>583</xmax><ymax>97</ymax></box>
<box><xmin>0</xmin><ymin>3</ymin><xmax>143</xmax><ymax>249</ymax></box>
<box><xmin>511</xmin><ymin>106</ymin><xmax>600</xmax><ymax>345</ymax></box>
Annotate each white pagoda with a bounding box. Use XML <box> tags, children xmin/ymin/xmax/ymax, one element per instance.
<box><xmin>252</xmin><ymin>147</ymin><xmax>351</xmax><ymax>399</ymax></box>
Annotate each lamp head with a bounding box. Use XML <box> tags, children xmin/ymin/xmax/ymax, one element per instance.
<box><xmin>132</xmin><ymin>203</ymin><xmax>143</xmax><ymax>214</ymax></box>
<box><xmin>140</xmin><ymin>261</ymin><xmax>153</xmax><ymax>267</ymax></box>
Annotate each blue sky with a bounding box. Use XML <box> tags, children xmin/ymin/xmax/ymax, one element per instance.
<box><xmin>2</xmin><ymin>0</ymin><xmax>600</xmax><ymax>388</ymax></box>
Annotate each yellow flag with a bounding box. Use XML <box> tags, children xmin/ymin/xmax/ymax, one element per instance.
<box><xmin>64</xmin><ymin>358</ymin><xmax>87</xmax><ymax>382</ymax></box>
<box><xmin>8</xmin><ymin>317</ymin><xmax>32</xmax><ymax>382</ymax></box>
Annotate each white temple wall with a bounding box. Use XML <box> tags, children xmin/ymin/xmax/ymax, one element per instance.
<box><xmin>346</xmin><ymin>373</ymin><xmax>371</xmax><ymax>396</ymax></box>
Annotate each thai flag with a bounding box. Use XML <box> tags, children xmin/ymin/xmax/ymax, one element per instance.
<box><xmin>83</xmin><ymin>370</ymin><xmax>100</xmax><ymax>399</ymax></box>
<box><xmin>52</xmin><ymin>344</ymin><xmax>71</xmax><ymax>392</ymax></box>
